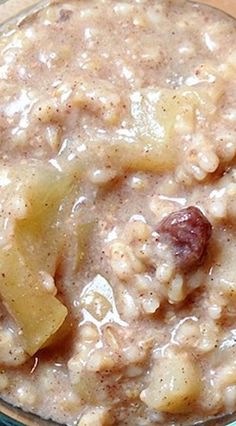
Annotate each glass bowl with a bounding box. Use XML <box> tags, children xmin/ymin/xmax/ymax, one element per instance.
<box><xmin>0</xmin><ymin>1</ymin><xmax>236</xmax><ymax>425</ymax></box>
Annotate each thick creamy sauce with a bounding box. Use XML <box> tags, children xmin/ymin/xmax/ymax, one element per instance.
<box><xmin>0</xmin><ymin>1</ymin><xmax>235</xmax><ymax>425</ymax></box>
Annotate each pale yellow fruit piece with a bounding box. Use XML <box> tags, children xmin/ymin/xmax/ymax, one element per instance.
<box><xmin>65</xmin><ymin>222</ymin><xmax>93</xmax><ymax>274</ymax></box>
<box><xmin>111</xmin><ymin>89</ymin><xmax>179</xmax><ymax>172</ymax></box>
<box><xmin>75</xmin><ymin>371</ymin><xmax>101</xmax><ymax>404</ymax></box>
<box><xmin>76</xmin><ymin>222</ymin><xmax>93</xmax><ymax>270</ymax></box>
<box><xmin>110</xmin><ymin>87</ymin><xmax>204</xmax><ymax>173</ymax></box>
<box><xmin>140</xmin><ymin>352</ymin><xmax>201</xmax><ymax>413</ymax></box>
<box><xmin>43</xmin><ymin>315</ymin><xmax>74</xmax><ymax>350</ymax></box>
<box><xmin>0</xmin><ymin>245</ymin><xmax>67</xmax><ymax>356</ymax></box>
<box><xmin>96</xmin><ymin>83</ymin><xmax>220</xmax><ymax>174</ymax></box>
<box><xmin>78</xmin><ymin>407</ymin><xmax>112</xmax><ymax>426</ymax></box>
<box><xmin>15</xmin><ymin>165</ymin><xmax>75</xmax><ymax>274</ymax></box>
<box><xmin>187</xmin><ymin>64</ymin><xmax>225</xmax><ymax>106</ymax></box>
<box><xmin>81</xmin><ymin>291</ymin><xmax>112</xmax><ymax>322</ymax></box>
<box><xmin>0</xmin><ymin>165</ymin><xmax>79</xmax><ymax>356</ymax></box>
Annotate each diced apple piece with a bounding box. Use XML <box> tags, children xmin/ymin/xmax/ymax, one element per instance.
<box><xmin>93</xmin><ymin>80</ymin><xmax>223</xmax><ymax>174</ymax></box>
<box><xmin>0</xmin><ymin>164</ymin><xmax>79</xmax><ymax>356</ymax></box>
<box><xmin>80</xmin><ymin>274</ymin><xmax>127</xmax><ymax>326</ymax></box>
<box><xmin>76</xmin><ymin>222</ymin><xmax>93</xmax><ymax>270</ymax></box>
<box><xmin>65</xmin><ymin>222</ymin><xmax>93</xmax><ymax>273</ymax></box>
<box><xmin>108</xmin><ymin>139</ymin><xmax>174</xmax><ymax>173</ymax></box>
<box><xmin>121</xmin><ymin>89</ymin><xmax>179</xmax><ymax>172</ymax></box>
<box><xmin>78</xmin><ymin>407</ymin><xmax>112</xmax><ymax>426</ymax></box>
<box><xmin>186</xmin><ymin>64</ymin><xmax>225</xmax><ymax>105</ymax></box>
<box><xmin>15</xmin><ymin>165</ymin><xmax>75</xmax><ymax>275</ymax></box>
<box><xmin>0</xmin><ymin>245</ymin><xmax>67</xmax><ymax>356</ymax></box>
<box><xmin>113</xmin><ymin>82</ymin><xmax>223</xmax><ymax>173</ymax></box>
<box><xmin>75</xmin><ymin>371</ymin><xmax>102</xmax><ymax>404</ymax></box>
<box><xmin>140</xmin><ymin>352</ymin><xmax>201</xmax><ymax>413</ymax></box>
<box><xmin>111</xmin><ymin>88</ymin><xmax>198</xmax><ymax>173</ymax></box>
<box><xmin>81</xmin><ymin>291</ymin><xmax>112</xmax><ymax>322</ymax></box>
<box><xmin>43</xmin><ymin>315</ymin><xmax>74</xmax><ymax>350</ymax></box>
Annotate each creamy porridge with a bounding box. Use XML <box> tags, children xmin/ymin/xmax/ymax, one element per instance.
<box><xmin>0</xmin><ymin>0</ymin><xmax>235</xmax><ymax>425</ymax></box>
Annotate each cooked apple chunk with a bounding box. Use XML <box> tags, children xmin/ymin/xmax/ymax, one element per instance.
<box><xmin>140</xmin><ymin>352</ymin><xmax>201</xmax><ymax>413</ymax></box>
<box><xmin>0</xmin><ymin>245</ymin><xmax>68</xmax><ymax>356</ymax></box>
<box><xmin>110</xmin><ymin>84</ymin><xmax>219</xmax><ymax>173</ymax></box>
<box><xmin>110</xmin><ymin>89</ymin><xmax>178</xmax><ymax>173</ymax></box>
<box><xmin>0</xmin><ymin>164</ymin><xmax>79</xmax><ymax>356</ymax></box>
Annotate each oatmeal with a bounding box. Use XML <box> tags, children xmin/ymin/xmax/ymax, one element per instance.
<box><xmin>0</xmin><ymin>0</ymin><xmax>235</xmax><ymax>425</ymax></box>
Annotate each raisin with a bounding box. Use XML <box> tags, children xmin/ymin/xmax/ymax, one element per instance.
<box><xmin>59</xmin><ymin>9</ymin><xmax>73</xmax><ymax>22</ymax></box>
<box><xmin>156</xmin><ymin>206</ymin><xmax>212</xmax><ymax>270</ymax></box>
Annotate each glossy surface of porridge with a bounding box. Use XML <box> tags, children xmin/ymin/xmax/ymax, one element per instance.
<box><xmin>0</xmin><ymin>0</ymin><xmax>236</xmax><ymax>425</ymax></box>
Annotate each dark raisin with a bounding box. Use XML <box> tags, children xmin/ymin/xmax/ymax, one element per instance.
<box><xmin>59</xmin><ymin>9</ymin><xmax>73</xmax><ymax>22</ymax></box>
<box><xmin>156</xmin><ymin>206</ymin><xmax>212</xmax><ymax>270</ymax></box>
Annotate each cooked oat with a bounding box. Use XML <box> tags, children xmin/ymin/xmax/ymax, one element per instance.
<box><xmin>0</xmin><ymin>0</ymin><xmax>235</xmax><ymax>425</ymax></box>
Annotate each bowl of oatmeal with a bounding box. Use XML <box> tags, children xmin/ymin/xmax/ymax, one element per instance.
<box><xmin>0</xmin><ymin>0</ymin><xmax>236</xmax><ymax>425</ymax></box>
